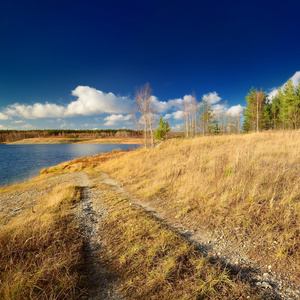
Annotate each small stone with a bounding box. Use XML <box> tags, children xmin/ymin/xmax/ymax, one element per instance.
<box><xmin>261</xmin><ymin>282</ymin><xmax>272</xmax><ymax>289</ymax></box>
<box><xmin>263</xmin><ymin>273</ymin><xmax>269</xmax><ymax>278</ymax></box>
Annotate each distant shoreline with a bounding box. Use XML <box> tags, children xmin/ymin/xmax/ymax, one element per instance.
<box><xmin>3</xmin><ymin>137</ymin><xmax>143</xmax><ymax>145</ymax></box>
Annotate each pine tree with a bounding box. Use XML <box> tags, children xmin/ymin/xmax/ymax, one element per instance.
<box><xmin>154</xmin><ymin>116</ymin><xmax>170</xmax><ymax>140</ymax></box>
<box><xmin>283</xmin><ymin>79</ymin><xmax>300</xmax><ymax>129</ymax></box>
<box><xmin>268</xmin><ymin>95</ymin><xmax>281</xmax><ymax>129</ymax></box>
<box><xmin>242</xmin><ymin>88</ymin><xmax>268</xmax><ymax>132</ymax></box>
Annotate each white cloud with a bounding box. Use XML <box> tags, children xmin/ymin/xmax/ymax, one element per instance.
<box><xmin>212</xmin><ymin>103</ymin><xmax>243</xmax><ymax>117</ymax></box>
<box><xmin>212</xmin><ymin>104</ymin><xmax>228</xmax><ymax>115</ymax></box>
<box><xmin>3</xmin><ymin>86</ymin><xmax>133</xmax><ymax>119</ymax></box>
<box><xmin>0</xmin><ymin>124</ymin><xmax>7</xmax><ymax>129</ymax></box>
<box><xmin>291</xmin><ymin>71</ymin><xmax>300</xmax><ymax>86</ymax></box>
<box><xmin>268</xmin><ymin>71</ymin><xmax>300</xmax><ymax>99</ymax></box>
<box><xmin>150</xmin><ymin>96</ymin><xmax>170</xmax><ymax>113</ymax></box>
<box><xmin>137</xmin><ymin>113</ymin><xmax>158</xmax><ymax>126</ymax></box>
<box><xmin>14</xmin><ymin>120</ymin><xmax>25</xmax><ymax>124</ymax></box>
<box><xmin>164</xmin><ymin>110</ymin><xmax>184</xmax><ymax>120</ymax></box>
<box><xmin>104</xmin><ymin>114</ymin><xmax>132</xmax><ymax>126</ymax></box>
<box><xmin>66</xmin><ymin>86</ymin><xmax>132</xmax><ymax>116</ymax></box>
<box><xmin>183</xmin><ymin>94</ymin><xmax>194</xmax><ymax>105</ymax></box>
<box><xmin>150</xmin><ymin>96</ymin><xmax>185</xmax><ymax>113</ymax></box>
<box><xmin>171</xmin><ymin>123</ymin><xmax>184</xmax><ymax>132</ymax></box>
<box><xmin>5</xmin><ymin>103</ymin><xmax>65</xmax><ymax>119</ymax></box>
<box><xmin>226</xmin><ymin>104</ymin><xmax>243</xmax><ymax>116</ymax></box>
<box><xmin>167</xmin><ymin>98</ymin><xmax>185</xmax><ymax>109</ymax></box>
<box><xmin>203</xmin><ymin>92</ymin><xmax>221</xmax><ymax>104</ymax></box>
<box><xmin>0</xmin><ymin>112</ymin><xmax>10</xmax><ymax>120</ymax></box>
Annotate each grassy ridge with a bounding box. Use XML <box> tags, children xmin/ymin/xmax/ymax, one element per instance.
<box><xmin>63</xmin><ymin>130</ymin><xmax>299</xmax><ymax>281</ymax></box>
<box><xmin>1</xmin><ymin>130</ymin><xmax>299</xmax><ymax>298</ymax></box>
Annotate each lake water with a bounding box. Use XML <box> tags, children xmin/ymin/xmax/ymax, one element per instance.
<box><xmin>0</xmin><ymin>144</ymin><xmax>140</xmax><ymax>186</ymax></box>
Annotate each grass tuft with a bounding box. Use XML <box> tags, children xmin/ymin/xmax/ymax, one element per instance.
<box><xmin>0</xmin><ymin>184</ymin><xmax>85</xmax><ymax>299</ymax></box>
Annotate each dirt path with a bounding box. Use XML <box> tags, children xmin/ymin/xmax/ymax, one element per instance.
<box><xmin>72</xmin><ymin>172</ymin><xmax>124</xmax><ymax>300</ymax></box>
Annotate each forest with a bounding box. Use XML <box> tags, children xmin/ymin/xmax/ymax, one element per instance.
<box><xmin>180</xmin><ymin>79</ymin><xmax>300</xmax><ymax>138</ymax></box>
<box><xmin>0</xmin><ymin>129</ymin><xmax>141</xmax><ymax>143</ymax></box>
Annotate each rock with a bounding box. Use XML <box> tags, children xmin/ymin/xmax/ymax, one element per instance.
<box><xmin>261</xmin><ymin>282</ymin><xmax>272</xmax><ymax>289</ymax></box>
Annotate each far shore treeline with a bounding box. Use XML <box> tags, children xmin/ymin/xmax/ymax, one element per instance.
<box><xmin>0</xmin><ymin>129</ymin><xmax>142</xmax><ymax>143</ymax></box>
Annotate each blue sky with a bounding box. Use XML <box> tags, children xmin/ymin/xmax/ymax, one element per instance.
<box><xmin>0</xmin><ymin>0</ymin><xmax>299</xmax><ymax>130</ymax></box>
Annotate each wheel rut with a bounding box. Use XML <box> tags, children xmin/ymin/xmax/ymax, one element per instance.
<box><xmin>72</xmin><ymin>172</ymin><xmax>124</xmax><ymax>300</ymax></box>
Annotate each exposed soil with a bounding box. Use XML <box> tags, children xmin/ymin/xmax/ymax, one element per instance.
<box><xmin>74</xmin><ymin>172</ymin><xmax>124</xmax><ymax>300</ymax></box>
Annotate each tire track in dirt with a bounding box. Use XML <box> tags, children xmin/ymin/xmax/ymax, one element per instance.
<box><xmin>73</xmin><ymin>172</ymin><xmax>124</xmax><ymax>300</ymax></box>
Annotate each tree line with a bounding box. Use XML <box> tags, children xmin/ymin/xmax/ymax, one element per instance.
<box><xmin>134</xmin><ymin>84</ymin><xmax>242</xmax><ymax>147</ymax></box>
<box><xmin>135</xmin><ymin>79</ymin><xmax>300</xmax><ymax>148</ymax></box>
<box><xmin>0</xmin><ymin>129</ymin><xmax>142</xmax><ymax>143</ymax></box>
<box><xmin>243</xmin><ymin>79</ymin><xmax>300</xmax><ymax>131</ymax></box>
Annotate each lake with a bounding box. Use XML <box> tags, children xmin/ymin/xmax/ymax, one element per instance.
<box><xmin>0</xmin><ymin>144</ymin><xmax>140</xmax><ymax>186</ymax></box>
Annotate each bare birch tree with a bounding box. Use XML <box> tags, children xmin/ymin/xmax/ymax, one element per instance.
<box><xmin>183</xmin><ymin>94</ymin><xmax>197</xmax><ymax>138</ymax></box>
<box><xmin>134</xmin><ymin>83</ymin><xmax>154</xmax><ymax>148</ymax></box>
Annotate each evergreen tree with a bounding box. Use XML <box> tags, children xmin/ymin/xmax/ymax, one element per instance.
<box><xmin>274</xmin><ymin>80</ymin><xmax>300</xmax><ymax>129</ymax></box>
<box><xmin>211</xmin><ymin>119</ymin><xmax>221</xmax><ymax>134</ymax></box>
<box><xmin>154</xmin><ymin>116</ymin><xmax>170</xmax><ymax>140</ymax></box>
<box><xmin>268</xmin><ymin>95</ymin><xmax>282</xmax><ymax>129</ymax></box>
<box><xmin>242</xmin><ymin>88</ymin><xmax>268</xmax><ymax>132</ymax></box>
<box><xmin>283</xmin><ymin>79</ymin><xmax>300</xmax><ymax>129</ymax></box>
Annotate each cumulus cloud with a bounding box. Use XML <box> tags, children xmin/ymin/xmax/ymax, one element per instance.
<box><xmin>66</xmin><ymin>86</ymin><xmax>132</xmax><ymax>116</ymax></box>
<box><xmin>212</xmin><ymin>103</ymin><xmax>243</xmax><ymax>117</ymax></box>
<box><xmin>164</xmin><ymin>110</ymin><xmax>184</xmax><ymax>120</ymax></box>
<box><xmin>226</xmin><ymin>104</ymin><xmax>243</xmax><ymax>116</ymax></box>
<box><xmin>0</xmin><ymin>112</ymin><xmax>10</xmax><ymax>120</ymax></box>
<box><xmin>0</xmin><ymin>124</ymin><xmax>7</xmax><ymax>129</ymax></box>
<box><xmin>150</xmin><ymin>96</ymin><xmax>185</xmax><ymax>113</ymax></box>
<box><xmin>5</xmin><ymin>103</ymin><xmax>65</xmax><ymax>119</ymax></box>
<box><xmin>212</xmin><ymin>104</ymin><xmax>228</xmax><ymax>116</ymax></box>
<box><xmin>137</xmin><ymin>113</ymin><xmax>158</xmax><ymax>125</ymax></box>
<box><xmin>203</xmin><ymin>92</ymin><xmax>221</xmax><ymax>104</ymax></box>
<box><xmin>268</xmin><ymin>71</ymin><xmax>300</xmax><ymax>99</ymax></box>
<box><xmin>2</xmin><ymin>86</ymin><xmax>133</xmax><ymax>119</ymax></box>
<box><xmin>104</xmin><ymin>114</ymin><xmax>132</xmax><ymax>126</ymax></box>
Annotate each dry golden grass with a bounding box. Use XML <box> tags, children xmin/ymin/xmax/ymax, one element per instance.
<box><xmin>24</xmin><ymin>130</ymin><xmax>298</xmax><ymax>297</ymax></box>
<box><xmin>96</xmin><ymin>183</ymin><xmax>261</xmax><ymax>299</ymax></box>
<box><xmin>66</xmin><ymin>130</ymin><xmax>300</xmax><ymax>282</ymax></box>
<box><xmin>0</xmin><ymin>183</ymin><xmax>85</xmax><ymax>299</ymax></box>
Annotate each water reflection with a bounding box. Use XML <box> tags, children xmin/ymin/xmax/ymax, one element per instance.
<box><xmin>0</xmin><ymin>144</ymin><xmax>140</xmax><ymax>186</ymax></box>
